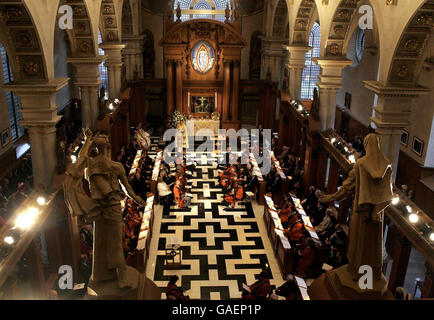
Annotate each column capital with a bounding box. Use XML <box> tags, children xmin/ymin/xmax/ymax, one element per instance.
<box><xmin>365</xmin><ymin>81</ymin><xmax>430</xmax><ymax>130</ymax></box>
<box><xmin>99</xmin><ymin>43</ymin><xmax>126</xmax><ymax>51</ymax></box>
<box><xmin>284</xmin><ymin>45</ymin><xmax>312</xmax><ymax>54</ymax></box>
<box><xmin>363</xmin><ymin>80</ymin><xmax>430</xmax><ymax>98</ymax></box>
<box><xmin>313</xmin><ymin>58</ymin><xmax>353</xmax><ymax>69</ymax></box>
<box><xmin>314</xmin><ymin>58</ymin><xmax>353</xmax><ymax>89</ymax></box>
<box><xmin>3</xmin><ymin>78</ymin><xmax>68</xmax><ymax>127</ymax></box>
<box><xmin>66</xmin><ymin>55</ymin><xmax>106</xmax><ymax>66</ymax></box>
<box><xmin>100</xmin><ymin>43</ymin><xmax>126</xmax><ymax>67</ymax></box>
<box><xmin>67</xmin><ymin>56</ymin><xmax>104</xmax><ymax>88</ymax></box>
<box><xmin>3</xmin><ymin>77</ymin><xmax>69</xmax><ymax>96</ymax></box>
<box><xmin>285</xmin><ymin>45</ymin><xmax>311</xmax><ymax>69</ymax></box>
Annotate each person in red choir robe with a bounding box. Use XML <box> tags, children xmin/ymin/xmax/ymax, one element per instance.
<box><xmin>284</xmin><ymin>215</ymin><xmax>305</xmax><ymax>242</ymax></box>
<box><xmin>295</xmin><ymin>238</ymin><xmax>316</xmax><ymax>276</ymax></box>
<box><xmin>224</xmin><ymin>181</ymin><xmax>244</xmax><ymax>208</ymax></box>
<box><xmin>166</xmin><ymin>275</ymin><xmax>189</xmax><ymax>300</ymax></box>
<box><xmin>277</xmin><ymin>198</ymin><xmax>295</xmax><ymax>229</ymax></box>
<box><xmin>173</xmin><ymin>180</ymin><xmax>185</xmax><ymax>208</ymax></box>
<box><xmin>242</xmin><ymin>271</ymin><xmax>271</xmax><ymax>300</ymax></box>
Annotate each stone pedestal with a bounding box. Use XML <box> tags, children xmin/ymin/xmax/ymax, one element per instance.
<box><xmin>308</xmin><ymin>265</ymin><xmax>394</xmax><ymax>300</ymax></box>
<box><xmin>86</xmin><ymin>266</ymin><xmax>161</xmax><ymax>300</ymax></box>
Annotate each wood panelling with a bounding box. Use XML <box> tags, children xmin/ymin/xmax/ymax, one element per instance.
<box><xmin>335</xmin><ymin>106</ymin><xmax>372</xmax><ymax>141</ymax></box>
<box><xmin>396</xmin><ymin>151</ymin><xmax>434</xmax><ymax>220</ymax></box>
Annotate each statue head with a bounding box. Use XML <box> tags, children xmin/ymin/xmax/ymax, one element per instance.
<box><xmin>90</xmin><ymin>135</ymin><xmax>111</xmax><ymax>158</ymax></box>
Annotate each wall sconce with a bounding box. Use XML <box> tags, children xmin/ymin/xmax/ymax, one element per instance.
<box><xmin>386</xmin><ymin>0</ymin><xmax>398</xmax><ymax>5</ymax></box>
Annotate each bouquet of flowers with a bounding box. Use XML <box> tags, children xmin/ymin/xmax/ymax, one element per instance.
<box><xmin>168</xmin><ymin>110</ymin><xmax>187</xmax><ymax>129</ymax></box>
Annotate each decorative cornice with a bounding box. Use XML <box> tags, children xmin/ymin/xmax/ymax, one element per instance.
<box><xmin>363</xmin><ymin>80</ymin><xmax>430</xmax><ymax>97</ymax></box>
<box><xmin>66</xmin><ymin>56</ymin><xmax>106</xmax><ymax>65</ymax></box>
<box><xmin>3</xmin><ymin>78</ymin><xmax>69</xmax><ymax>95</ymax></box>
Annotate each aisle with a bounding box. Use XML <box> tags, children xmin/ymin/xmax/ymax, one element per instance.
<box><xmin>145</xmin><ymin>152</ymin><xmax>283</xmax><ymax>300</ymax></box>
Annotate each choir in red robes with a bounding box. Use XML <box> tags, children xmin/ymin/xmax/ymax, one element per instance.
<box><xmin>242</xmin><ymin>271</ymin><xmax>271</xmax><ymax>300</ymax></box>
<box><xmin>224</xmin><ymin>182</ymin><xmax>244</xmax><ymax>208</ymax></box>
<box><xmin>284</xmin><ymin>219</ymin><xmax>304</xmax><ymax>242</ymax></box>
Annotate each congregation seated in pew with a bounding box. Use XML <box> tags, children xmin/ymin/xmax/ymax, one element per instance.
<box><xmin>241</xmin><ymin>271</ymin><xmax>271</xmax><ymax>301</ymax></box>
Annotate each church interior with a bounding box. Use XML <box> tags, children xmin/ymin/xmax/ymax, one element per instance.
<box><xmin>0</xmin><ymin>0</ymin><xmax>433</xmax><ymax>301</ymax></box>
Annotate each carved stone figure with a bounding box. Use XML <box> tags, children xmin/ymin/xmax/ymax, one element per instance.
<box><xmin>64</xmin><ymin>130</ymin><xmax>149</xmax><ymax>295</ymax></box>
<box><xmin>310</xmin><ymin>87</ymin><xmax>320</xmax><ymax>121</ymax></box>
<box><xmin>249</xmin><ymin>31</ymin><xmax>262</xmax><ymax>80</ymax></box>
<box><xmin>143</xmin><ymin>30</ymin><xmax>155</xmax><ymax>79</ymax></box>
<box><xmin>320</xmin><ymin>134</ymin><xmax>393</xmax><ymax>281</ymax></box>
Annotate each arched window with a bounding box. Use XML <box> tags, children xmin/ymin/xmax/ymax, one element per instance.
<box><xmin>0</xmin><ymin>44</ymin><xmax>23</xmax><ymax>141</ymax></box>
<box><xmin>98</xmin><ymin>30</ymin><xmax>109</xmax><ymax>99</ymax></box>
<box><xmin>174</xmin><ymin>0</ymin><xmax>231</xmax><ymax>22</ymax></box>
<box><xmin>301</xmin><ymin>22</ymin><xmax>321</xmax><ymax>100</ymax></box>
<box><xmin>356</xmin><ymin>28</ymin><xmax>365</xmax><ymax>63</ymax></box>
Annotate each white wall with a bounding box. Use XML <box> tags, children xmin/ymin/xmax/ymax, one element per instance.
<box><xmin>241</xmin><ymin>11</ymin><xmax>264</xmax><ymax>80</ymax></box>
<box><xmin>336</xmin><ymin>29</ymin><xmax>379</xmax><ymax>127</ymax></box>
<box><xmin>400</xmin><ymin>34</ymin><xmax>434</xmax><ymax>167</ymax></box>
<box><xmin>142</xmin><ymin>10</ymin><xmax>165</xmax><ymax>79</ymax></box>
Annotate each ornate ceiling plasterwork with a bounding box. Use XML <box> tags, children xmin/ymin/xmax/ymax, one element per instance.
<box><xmin>0</xmin><ymin>1</ymin><xmax>47</xmax><ymax>81</ymax></box>
<box><xmin>388</xmin><ymin>0</ymin><xmax>434</xmax><ymax>84</ymax></box>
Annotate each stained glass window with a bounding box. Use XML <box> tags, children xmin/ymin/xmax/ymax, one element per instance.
<box><xmin>301</xmin><ymin>22</ymin><xmax>321</xmax><ymax>100</ymax></box>
<box><xmin>174</xmin><ymin>0</ymin><xmax>231</xmax><ymax>22</ymax></box>
<box><xmin>0</xmin><ymin>43</ymin><xmax>23</xmax><ymax>141</ymax></box>
<box><xmin>98</xmin><ymin>30</ymin><xmax>109</xmax><ymax>99</ymax></box>
<box><xmin>192</xmin><ymin>41</ymin><xmax>215</xmax><ymax>74</ymax></box>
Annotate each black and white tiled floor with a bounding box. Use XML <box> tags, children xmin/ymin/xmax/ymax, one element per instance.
<box><xmin>146</xmin><ymin>152</ymin><xmax>284</xmax><ymax>300</ymax></box>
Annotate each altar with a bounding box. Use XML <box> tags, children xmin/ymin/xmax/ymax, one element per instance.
<box><xmin>186</xmin><ymin>118</ymin><xmax>220</xmax><ymax>137</ymax></box>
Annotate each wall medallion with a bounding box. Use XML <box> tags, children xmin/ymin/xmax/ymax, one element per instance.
<box><xmin>192</xmin><ymin>41</ymin><xmax>215</xmax><ymax>74</ymax></box>
<box><xmin>23</xmin><ymin>60</ymin><xmax>39</xmax><ymax>75</ymax></box>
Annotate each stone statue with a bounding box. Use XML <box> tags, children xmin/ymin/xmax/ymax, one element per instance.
<box><xmin>64</xmin><ymin>129</ymin><xmax>149</xmax><ymax>294</ymax></box>
<box><xmin>320</xmin><ymin>134</ymin><xmax>393</xmax><ymax>282</ymax></box>
<box><xmin>311</xmin><ymin>87</ymin><xmax>320</xmax><ymax>122</ymax></box>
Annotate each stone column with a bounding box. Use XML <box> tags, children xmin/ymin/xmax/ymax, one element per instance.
<box><xmin>66</xmin><ymin>57</ymin><xmax>105</xmax><ymax>130</ymax></box>
<box><xmin>166</xmin><ymin>60</ymin><xmax>174</xmax><ymax>116</ymax></box>
<box><xmin>99</xmin><ymin>43</ymin><xmax>126</xmax><ymax>99</ymax></box>
<box><xmin>5</xmin><ymin>78</ymin><xmax>69</xmax><ymax>191</ymax></box>
<box><xmin>285</xmin><ymin>45</ymin><xmax>311</xmax><ymax>100</ymax></box>
<box><xmin>123</xmin><ymin>35</ymin><xmax>144</xmax><ymax>80</ymax></box>
<box><xmin>364</xmin><ymin>81</ymin><xmax>429</xmax><ymax>181</ymax></box>
<box><xmin>175</xmin><ymin>60</ymin><xmax>183</xmax><ymax>112</ymax></box>
<box><xmin>260</xmin><ymin>37</ymin><xmax>285</xmax><ymax>82</ymax></box>
<box><xmin>231</xmin><ymin>61</ymin><xmax>240</xmax><ymax>125</ymax></box>
<box><xmin>222</xmin><ymin>61</ymin><xmax>231</xmax><ymax>122</ymax></box>
<box><xmin>314</xmin><ymin>58</ymin><xmax>353</xmax><ymax>131</ymax></box>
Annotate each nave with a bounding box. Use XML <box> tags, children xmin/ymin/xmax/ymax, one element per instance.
<box><xmin>146</xmin><ymin>151</ymin><xmax>287</xmax><ymax>300</ymax></box>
